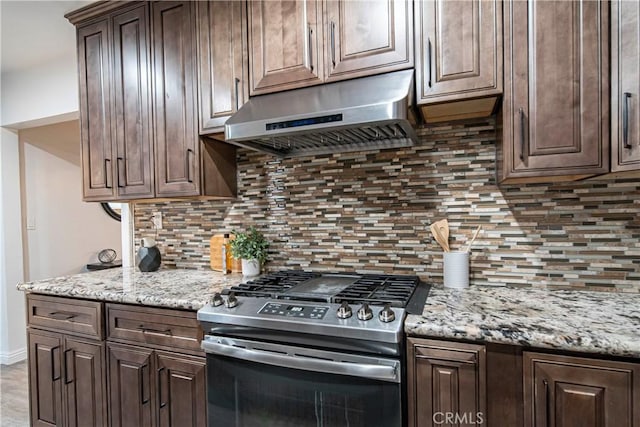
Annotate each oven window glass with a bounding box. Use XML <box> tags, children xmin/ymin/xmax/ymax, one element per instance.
<box><xmin>207</xmin><ymin>355</ymin><xmax>402</xmax><ymax>427</ymax></box>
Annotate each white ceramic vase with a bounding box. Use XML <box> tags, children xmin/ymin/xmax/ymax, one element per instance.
<box><xmin>241</xmin><ymin>259</ymin><xmax>260</xmax><ymax>277</ymax></box>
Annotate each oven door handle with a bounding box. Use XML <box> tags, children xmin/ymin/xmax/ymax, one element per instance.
<box><xmin>202</xmin><ymin>339</ymin><xmax>400</xmax><ymax>383</ymax></box>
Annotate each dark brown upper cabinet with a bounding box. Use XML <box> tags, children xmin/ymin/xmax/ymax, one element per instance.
<box><xmin>248</xmin><ymin>0</ymin><xmax>324</xmax><ymax>95</ymax></box>
<box><xmin>323</xmin><ymin>0</ymin><xmax>413</xmax><ymax>83</ymax></box>
<box><xmin>151</xmin><ymin>1</ymin><xmax>200</xmax><ymax>197</ymax></box>
<box><xmin>415</xmin><ymin>0</ymin><xmax>502</xmax><ymax>123</ymax></box>
<box><xmin>248</xmin><ymin>0</ymin><xmax>413</xmax><ymax>96</ymax></box>
<box><xmin>68</xmin><ymin>1</ymin><xmax>237</xmax><ymax>201</ymax></box>
<box><xmin>611</xmin><ymin>0</ymin><xmax>640</xmax><ymax>173</ymax></box>
<box><xmin>499</xmin><ymin>0</ymin><xmax>609</xmax><ymax>184</ymax></box>
<box><xmin>77</xmin><ymin>5</ymin><xmax>154</xmax><ymax>202</ymax></box>
<box><xmin>197</xmin><ymin>1</ymin><xmax>249</xmax><ymax>135</ymax></box>
<box><xmin>77</xmin><ymin>18</ymin><xmax>116</xmax><ymax>202</ymax></box>
<box><xmin>112</xmin><ymin>5</ymin><xmax>154</xmax><ymax>199</ymax></box>
<box><xmin>524</xmin><ymin>352</ymin><xmax>640</xmax><ymax>427</ymax></box>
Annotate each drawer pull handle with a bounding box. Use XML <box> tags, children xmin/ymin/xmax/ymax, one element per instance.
<box><xmin>234</xmin><ymin>78</ymin><xmax>240</xmax><ymax>112</ymax></box>
<box><xmin>186</xmin><ymin>148</ymin><xmax>194</xmax><ymax>183</ymax></box>
<box><xmin>140</xmin><ymin>364</ymin><xmax>150</xmax><ymax>405</ymax></box>
<box><xmin>427</xmin><ymin>37</ymin><xmax>432</xmax><ymax>88</ymax></box>
<box><xmin>623</xmin><ymin>92</ymin><xmax>631</xmax><ymax>149</ymax></box>
<box><xmin>519</xmin><ymin>107</ymin><xmax>526</xmax><ymax>161</ymax></box>
<box><xmin>104</xmin><ymin>158</ymin><xmax>112</xmax><ymax>189</ymax></box>
<box><xmin>138</xmin><ymin>325</ymin><xmax>172</xmax><ymax>335</ymax></box>
<box><xmin>51</xmin><ymin>346</ymin><xmax>61</xmax><ymax>381</ymax></box>
<box><xmin>116</xmin><ymin>157</ymin><xmax>124</xmax><ymax>188</ymax></box>
<box><xmin>330</xmin><ymin>21</ymin><xmax>336</xmax><ymax>67</ymax></box>
<box><xmin>49</xmin><ymin>311</ymin><xmax>76</xmax><ymax>321</ymax></box>
<box><xmin>307</xmin><ymin>26</ymin><xmax>314</xmax><ymax>72</ymax></box>
<box><xmin>543</xmin><ymin>379</ymin><xmax>551</xmax><ymax>426</ymax></box>
<box><xmin>64</xmin><ymin>349</ymin><xmax>75</xmax><ymax>384</ymax></box>
<box><xmin>158</xmin><ymin>367</ymin><xmax>167</xmax><ymax>409</ymax></box>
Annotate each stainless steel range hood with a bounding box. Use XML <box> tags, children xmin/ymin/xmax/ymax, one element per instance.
<box><xmin>224</xmin><ymin>70</ymin><xmax>418</xmax><ymax>158</ymax></box>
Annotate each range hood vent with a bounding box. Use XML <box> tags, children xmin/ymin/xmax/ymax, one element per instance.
<box><xmin>224</xmin><ymin>70</ymin><xmax>418</xmax><ymax>158</ymax></box>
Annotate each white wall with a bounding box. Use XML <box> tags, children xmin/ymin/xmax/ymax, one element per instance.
<box><xmin>0</xmin><ymin>0</ymin><xmax>85</xmax><ymax>128</ymax></box>
<box><xmin>1</xmin><ymin>56</ymin><xmax>79</xmax><ymax>127</ymax></box>
<box><xmin>21</xmin><ymin>121</ymin><xmax>122</xmax><ymax>280</ymax></box>
<box><xmin>0</xmin><ymin>127</ymin><xmax>27</xmax><ymax>364</ymax></box>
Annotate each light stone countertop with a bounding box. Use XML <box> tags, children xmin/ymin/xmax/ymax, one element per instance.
<box><xmin>17</xmin><ymin>267</ymin><xmax>248</xmax><ymax>311</ymax></box>
<box><xmin>17</xmin><ymin>269</ymin><xmax>640</xmax><ymax>358</ymax></box>
<box><xmin>405</xmin><ymin>285</ymin><xmax>640</xmax><ymax>358</ymax></box>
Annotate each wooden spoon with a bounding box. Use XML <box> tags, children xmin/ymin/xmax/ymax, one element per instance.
<box><xmin>464</xmin><ymin>225</ymin><xmax>482</xmax><ymax>252</ymax></box>
<box><xmin>430</xmin><ymin>219</ymin><xmax>450</xmax><ymax>252</ymax></box>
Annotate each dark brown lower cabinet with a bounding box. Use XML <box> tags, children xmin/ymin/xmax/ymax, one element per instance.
<box><xmin>107</xmin><ymin>342</ymin><xmax>206</xmax><ymax>427</ymax></box>
<box><xmin>156</xmin><ymin>352</ymin><xmax>207</xmax><ymax>427</ymax></box>
<box><xmin>108</xmin><ymin>343</ymin><xmax>155</xmax><ymax>427</ymax></box>
<box><xmin>524</xmin><ymin>352</ymin><xmax>640</xmax><ymax>427</ymax></box>
<box><xmin>63</xmin><ymin>338</ymin><xmax>107</xmax><ymax>427</ymax></box>
<box><xmin>28</xmin><ymin>330</ymin><xmax>106</xmax><ymax>427</ymax></box>
<box><xmin>407</xmin><ymin>338</ymin><xmax>486</xmax><ymax>427</ymax></box>
<box><xmin>29</xmin><ymin>331</ymin><xmax>64</xmax><ymax>427</ymax></box>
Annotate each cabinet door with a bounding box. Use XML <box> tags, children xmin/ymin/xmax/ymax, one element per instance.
<box><xmin>407</xmin><ymin>338</ymin><xmax>486</xmax><ymax>427</ymax></box>
<box><xmin>524</xmin><ymin>352</ymin><xmax>640</xmax><ymax>427</ymax></box>
<box><xmin>111</xmin><ymin>5</ymin><xmax>154</xmax><ymax>199</ymax></box>
<box><xmin>612</xmin><ymin>0</ymin><xmax>640</xmax><ymax>172</ymax></box>
<box><xmin>77</xmin><ymin>19</ymin><xmax>115</xmax><ymax>201</ymax></box>
<box><xmin>156</xmin><ymin>352</ymin><xmax>207</xmax><ymax>427</ymax></box>
<box><xmin>152</xmin><ymin>1</ymin><xmax>200</xmax><ymax>197</ymax></box>
<box><xmin>108</xmin><ymin>343</ymin><xmax>155</xmax><ymax>427</ymax></box>
<box><xmin>248</xmin><ymin>0</ymin><xmax>323</xmax><ymax>95</ymax></box>
<box><xmin>197</xmin><ymin>1</ymin><xmax>248</xmax><ymax>134</ymax></box>
<box><xmin>64</xmin><ymin>338</ymin><xmax>107</xmax><ymax>427</ymax></box>
<box><xmin>28</xmin><ymin>330</ymin><xmax>64</xmax><ymax>427</ymax></box>
<box><xmin>500</xmin><ymin>0</ymin><xmax>609</xmax><ymax>183</ymax></box>
<box><xmin>324</xmin><ymin>0</ymin><xmax>413</xmax><ymax>82</ymax></box>
<box><xmin>416</xmin><ymin>0</ymin><xmax>501</xmax><ymax>104</ymax></box>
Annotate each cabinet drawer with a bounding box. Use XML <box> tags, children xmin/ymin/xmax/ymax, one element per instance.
<box><xmin>27</xmin><ymin>294</ymin><xmax>104</xmax><ymax>339</ymax></box>
<box><xmin>106</xmin><ymin>303</ymin><xmax>203</xmax><ymax>353</ymax></box>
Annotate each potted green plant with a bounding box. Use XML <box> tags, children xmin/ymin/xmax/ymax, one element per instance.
<box><xmin>229</xmin><ymin>226</ymin><xmax>269</xmax><ymax>276</ymax></box>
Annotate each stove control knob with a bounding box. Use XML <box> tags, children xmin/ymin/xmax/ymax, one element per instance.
<box><xmin>378</xmin><ymin>304</ymin><xmax>395</xmax><ymax>323</ymax></box>
<box><xmin>225</xmin><ymin>292</ymin><xmax>238</xmax><ymax>308</ymax></box>
<box><xmin>357</xmin><ymin>303</ymin><xmax>373</xmax><ymax>321</ymax></box>
<box><xmin>210</xmin><ymin>292</ymin><xmax>223</xmax><ymax>307</ymax></box>
<box><xmin>336</xmin><ymin>301</ymin><xmax>353</xmax><ymax>319</ymax></box>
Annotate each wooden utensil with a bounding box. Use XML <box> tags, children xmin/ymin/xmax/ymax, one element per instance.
<box><xmin>430</xmin><ymin>219</ymin><xmax>450</xmax><ymax>252</ymax></box>
<box><xmin>465</xmin><ymin>225</ymin><xmax>482</xmax><ymax>252</ymax></box>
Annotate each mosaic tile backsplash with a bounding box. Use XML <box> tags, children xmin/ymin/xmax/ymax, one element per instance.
<box><xmin>135</xmin><ymin>118</ymin><xmax>640</xmax><ymax>292</ymax></box>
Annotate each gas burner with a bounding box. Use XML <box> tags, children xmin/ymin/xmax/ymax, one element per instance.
<box><xmin>334</xmin><ymin>275</ymin><xmax>418</xmax><ymax>308</ymax></box>
<box><xmin>224</xmin><ymin>270</ymin><xmax>319</xmax><ymax>298</ymax></box>
<box><xmin>223</xmin><ymin>270</ymin><xmax>421</xmax><ymax>308</ymax></box>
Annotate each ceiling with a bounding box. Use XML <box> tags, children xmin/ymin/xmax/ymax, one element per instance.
<box><xmin>0</xmin><ymin>1</ymin><xmax>92</xmax><ymax>74</ymax></box>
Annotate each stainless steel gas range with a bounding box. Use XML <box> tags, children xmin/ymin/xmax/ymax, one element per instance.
<box><xmin>197</xmin><ymin>270</ymin><xmax>430</xmax><ymax>427</ymax></box>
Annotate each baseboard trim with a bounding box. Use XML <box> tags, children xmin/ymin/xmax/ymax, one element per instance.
<box><xmin>0</xmin><ymin>347</ymin><xmax>27</xmax><ymax>365</ymax></box>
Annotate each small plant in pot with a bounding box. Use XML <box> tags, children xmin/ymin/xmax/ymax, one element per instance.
<box><xmin>229</xmin><ymin>226</ymin><xmax>269</xmax><ymax>276</ymax></box>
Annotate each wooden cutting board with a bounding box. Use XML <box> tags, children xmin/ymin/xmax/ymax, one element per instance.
<box><xmin>210</xmin><ymin>235</ymin><xmax>226</xmax><ymax>271</ymax></box>
<box><xmin>210</xmin><ymin>234</ymin><xmax>241</xmax><ymax>272</ymax></box>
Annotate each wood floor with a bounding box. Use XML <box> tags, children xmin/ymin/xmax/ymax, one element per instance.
<box><xmin>0</xmin><ymin>361</ymin><xmax>29</xmax><ymax>426</ymax></box>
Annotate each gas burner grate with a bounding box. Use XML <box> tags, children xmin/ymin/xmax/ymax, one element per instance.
<box><xmin>223</xmin><ymin>271</ymin><xmax>421</xmax><ymax>308</ymax></box>
<box><xmin>223</xmin><ymin>271</ymin><xmax>320</xmax><ymax>298</ymax></box>
<box><xmin>333</xmin><ymin>275</ymin><xmax>419</xmax><ymax>308</ymax></box>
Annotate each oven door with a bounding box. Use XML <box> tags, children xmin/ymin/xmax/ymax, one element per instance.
<box><xmin>202</xmin><ymin>336</ymin><xmax>403</xmax><ymax>427</ymax></box>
